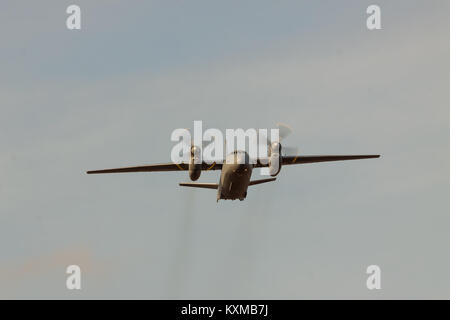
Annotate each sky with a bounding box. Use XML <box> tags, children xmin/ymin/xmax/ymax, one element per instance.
<box><xmin>1</xmin><ymin>1</ymin><xmax>450</xmax><ymax>299</ymax></box>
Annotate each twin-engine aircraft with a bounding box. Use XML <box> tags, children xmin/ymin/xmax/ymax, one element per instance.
<box><xmin>87</xmin><ymin>125</ymin><xmax>380</xmax><ymax>201</ymax></box>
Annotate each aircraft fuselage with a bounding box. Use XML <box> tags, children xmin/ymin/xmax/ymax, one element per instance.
<box><xmin>217</xmin><ymin>151</ymin><xmax>253</xmax><ymax>201</ymax></box>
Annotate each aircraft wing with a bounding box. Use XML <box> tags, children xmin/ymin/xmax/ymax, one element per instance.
<box><xmin>86</xmin><ymin>161</ymin><xmax>223</xmax><ymax>174</ymax></box>
<box><xmin>282</xmin><ymin>154</ymin><xmax>380</xmax><ymax>165</ymax></box>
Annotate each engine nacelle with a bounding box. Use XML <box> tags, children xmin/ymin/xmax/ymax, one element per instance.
<box><xmin>268</xmin><ymin>153</ymin><xmax>282</xmax><ymax>176</ymax></box>
<box><xmin>268</xmin><ymin>142</ymin><xmax>282</xmax><ymax>176</ymax></box>
<box><xmin>189</xmin><ymin>145</ymin><xmax>202</xmax><ymax>181</ymax></box>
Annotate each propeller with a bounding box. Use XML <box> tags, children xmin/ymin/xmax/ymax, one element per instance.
<box><xmin>179</xmin><ymin>128</ymin><xmax>212</xmax><ymax>163</ymax></box>
<box><xmin>277</xmin><ymin>122</ymin><xmax>293</xmax><ymax>141</ymax></box>
<box><xmin>260</xmin><ymin>123</ymin><xmax>299</xmax><ymax>156</ymax></box>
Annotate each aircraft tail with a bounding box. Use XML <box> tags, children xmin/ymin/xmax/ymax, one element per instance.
<box><xmin>179</xmin><ymin>182</ymin><xmax>219</xmax><ymax>189</ymax></box>
<box><xmin>249</xmin><ymin>178</ymin><xmax>276</xmax><ymax>186</ymax></box>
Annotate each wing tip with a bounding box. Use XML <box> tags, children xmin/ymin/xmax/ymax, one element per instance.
<box><xmin>86</xmin><ymin>169</ymin><xmax>110</xmax><ymax>174</ymax></box>
<box><xmin>356</xmin><ymin>154</ymin><xmax>381</xmax><ymax>160</ymax></box>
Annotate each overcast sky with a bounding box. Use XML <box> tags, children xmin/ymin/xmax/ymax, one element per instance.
<box><xmin>1</xmin><ymin>1</ymin><xmax>449</xmax><ymax>298</ymax></box>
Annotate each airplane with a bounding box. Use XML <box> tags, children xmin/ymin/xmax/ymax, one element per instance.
<box><xmin>87</xmin><ymin>125</ymin><xmax>380</xmax><ymax>201</ymax></box>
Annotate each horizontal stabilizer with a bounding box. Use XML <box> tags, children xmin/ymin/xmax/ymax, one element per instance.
<box><xmin>179</xmin><ymin>182</ymin><xmax>219</xmax><ymax>189</ymax></box>
<box><xmin>249</xmin><ymin>177</ymin><xmax>276</xmax><ymax>186</ymax></box>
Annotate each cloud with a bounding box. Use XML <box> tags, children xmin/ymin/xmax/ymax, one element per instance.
<box><xmin>0</xmin><ymin>244</ymin><xmax>112</xmax><ymax>299</ymax></box>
